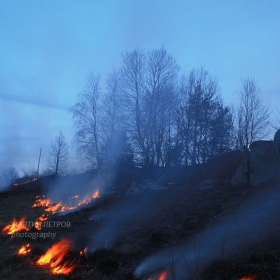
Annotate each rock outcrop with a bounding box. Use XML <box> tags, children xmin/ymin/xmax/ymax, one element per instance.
<box><xmin>231</xmin><ymin>140</ymin><xmax>280</xmax><ymax>187</ymax></box>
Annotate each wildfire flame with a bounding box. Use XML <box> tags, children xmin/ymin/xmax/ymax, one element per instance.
<box><xmin>32</xmin><ymin>196</ymin><xmax>51</xmax><ymax>208</ymax></box>
<box><xmin>13</xmin><ymin>178</ymin><xmax>37</xmax><ymax>187</ymax></box>
<box><xmin>79</xmin><ymin>247</ymin><xmax>88</xmax><ymax>257</ymax></box>
<box><xmin>92</xmin><ymin>190</ymin><xmax>100</xmax><ymax>199</ymax></box>
<box><xmin>32</xmin><ymin>190</ymin><xmax>100</xmax><ymax>214</ymax></box>
<box><xmin>34</xmin><ymin>214</ymin><xmax>48</xmax><ymax>230</ymax></box>
<box><xmin>52</xmin><ymin>263</ymin><xmax>76</xmax><ymax>274</ymax></box>
<box><xmin>18</xmin><ymin>244</ymin><xmax>31</xmax><ymax>256</ymax></box>
<box><xmin>149</xmin><ymin>270</ymin><xmax>168</xmax><ymax>280</ymax></box>
<box><xmin>45</xmin><ymin>202</ymin><xmax>62</xmax><ymax>213</ymax></box>
<box><xmin>36</xmin><ymin>238</ymin><xmax>75</xmax><ymax>274</ymax></box>
<box><xmin>2</xmin><ymin>217</ymin><xmax>29</xmax><ymax>235</ymax></box>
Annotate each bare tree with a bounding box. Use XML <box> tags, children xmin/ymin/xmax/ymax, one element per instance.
<box><xmin>237</xmin><ymin>78</ymin><xmax>270</xmax><ymax>150</ymax></box>
<box><xmin>101</xmin><ymin>70</ymin><xmax>124</xmax><ymax>142</ymax></box>
<box><xmin>70</xmin><ymin>73</ymin><xmax>101</xmax><ymax>171</ymax></box>
<box><xmin>119</xmin><ymin>47</ymin><xmax>179</xmax><ymax>167</ymax></box>
<box><xmin>48</xmin><ymin>131</ymin><xmax>69</xmax><ymax>175</ymax></box>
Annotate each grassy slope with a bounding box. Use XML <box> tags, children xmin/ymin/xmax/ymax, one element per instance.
<box><xmin>1</xmin><ymin>179</ymin><xmax>280</xmax><ymax>280</ymax></box>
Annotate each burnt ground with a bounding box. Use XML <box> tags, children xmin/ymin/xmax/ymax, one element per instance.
<box><xmin>1</xmin><ymin>178</ymin><xmax>280</xmax><ymax>280</ymax></box>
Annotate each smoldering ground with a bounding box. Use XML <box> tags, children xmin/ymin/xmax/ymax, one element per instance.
<box><xmin>134</xmin><ymin>184</ymin><xmax>280</xmax><ymax>280</ymax></box>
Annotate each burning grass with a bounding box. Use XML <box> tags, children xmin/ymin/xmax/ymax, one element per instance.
<box><xmin>36</xmin><ymin>238</ymin><xmax>76</xmax><ymax>275</ymax></box>
<box><xmin>2</xmin><ymin>217</ymin><xmax>29</xmax><ymax>235</ymax></box>
<box><xmin>32</xmin><ymin>190</ymin><xmax>100</xmax><ymax>214</ymax></box>
<box><xmin>1</xmin><ymin>177</ymin><xmax>280</xmax><ymax>279</ymax></box>
<box><xmin>148</xmin><ymin>270</ymin><xmax>168</xmax><ymax>280</ymax></box>
<box><xmin>18</xmin><ymin>244</ymin><xmax>31</xmax><ymax>256</ymax></box>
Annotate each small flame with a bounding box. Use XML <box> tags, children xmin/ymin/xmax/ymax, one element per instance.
<box><xmin>36</xmin><ymin>238</ymin><xmax>75</xmax><ymax>274</ymax></box>
<box><xmin>18</xmin><ymin>244</ymin><xmax>31</xmax><ymax>256</ymax></box>
<box><xmin>239</xmin><ymin>277</ymin><xmax>256</xmax><ymax>280</ymax></box>
<box><xmin>33</xmin><ymin>190</ymin><xmax>100</xmax><ymax>214</ymax></box>
<box><xmin>45</xmin><ymin>202</ymin><xmax>62</xmax><ymax>213</ymax></box>
<box><xmin>32</xmin><ymin>196</ymin><xmax>51</xmax><ymax>208</ymax></box>
<box><xmin>79</xmin><ymin>247</ymin><xmax>88</xmax><ymax>257</ymax></box>
<box><xmin>149</xmin><ymin>270</ymin><xmax>168</xmax><ymax>280</ymax></box>
<box><xmin>35</xmin><ymin>221</ymin><xmax>41</xmax><ymax>231</ymax></box>
<box><xmin>38</xmin><ymin>214</ymin><xmax>48</xmax><ymax>222</ymax></box>
<box><xmin>34</xmin><ymin>214</ymin><xmax>48</xmax><ymax>230</ymax></box>
<box><xmin>2</xmin><ymin>217</ymin><xmax>29</xmax><ymax>235</ymax></box>
<box><xmin>92</xmin><ymin>190</ymin><xmax>100</xmax><ymax>199</ymax></box>
<box><xmin>52</xmin><ymin>263</ymin><xmax>76</xmax><ymax>274</ymax></box>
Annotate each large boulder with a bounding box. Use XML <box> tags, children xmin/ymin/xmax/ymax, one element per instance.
<box><xmin>231</xmin><ymin>141</ymin><xmax>280</xmax><ymax>187</ymax></box>
<box><xmin>250</xmin><ymin>141</ymin><xmax>280</xmax><ymax>185</ymax></box>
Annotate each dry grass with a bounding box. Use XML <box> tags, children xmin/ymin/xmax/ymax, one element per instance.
<box><xmin>1</xmin><ymin>178</ymin><xmax>280</xmax><ymax>280</ymax></box>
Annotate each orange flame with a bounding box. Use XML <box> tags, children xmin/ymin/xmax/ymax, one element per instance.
<box><xmin>79</xmin><ymin>247</ymin><xmax>88</xmax><ymax>257</ymax></box>
<box><xmin>34</xmin><ymin>214</ymin><xmax>48</xmax><ymax>230</ymax></box>
<box><xmin>32</xmin><ymin>196</ymin><xmax>51</xmax><ymax>208</ymax></box>
<box><xmin>38</xmin><ymin>214</ymin><xmax>48</xmax><ymax>222</ymax></box>
<box><xmin>2</xmin><ymin>217</ymin><xmax>29</xmax><ymax>235</ymax></box>
<box><xmin>33</xmin><ymin>190</ymin><xmax>100</xmax><ymax>214</ymax></box>
<box><xmin>52</xmin><ymin>263</ymin><xmax>76</xmax><ymax>274</ymax></box>
<box><xmin>149</xmin><ymin>270</ymin><xmax>168</xmax><ymax>280</ymax></box>
<box><xmin>18</xmin><ymin>244</ymin><xmax>31</xmax><ymax>256</ymax></box>
<box><xmin>36</xmin><ymin>238</ymin><xmax>75</xmax><ymax>274</ymax></box>
<box><xmin>239</xmin><ymin>277</ymin><xmax>256</xmax><ymax>280</ymax></box>
<box><xmin>58</xmin><ymin>190</ymin><xmax>100</xmax><ymax>213</ymax></box>
<box><xmin>35</xmin><ymin>221</ymin><xmax>41</xmax><ymax>231</ymax></box>
<box><xmin>45</xmin><ymin>202</ymin><xmax>62</xmax><ymax>213</ymax></box>
<box><xmin>92</xmin><ymin>190</ymin><xmax>100</xmax><ymax>199</ymax></box>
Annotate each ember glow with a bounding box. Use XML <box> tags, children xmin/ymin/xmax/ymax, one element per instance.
<box><xmin>79</xmin><ymin>247</ymin><xmax>88</xmax><ymax>257</ymax></box>
<box><xmin>36</xmin><ymin>238</ymin><xmax>75</xmax><ymax>275</ymax></box>
<box><xmin>149</xmin><ymin>270</ymin><xmax>168</xmax><ymax>280</ymax></box>
<box><xmin>2</xmin><ymin>217</ymin><xmax>29</xmax><ymax>235</ymax></box>
<box><xmin>18</xmin><ymin>244</ymin><xmax>31</xmax><ymax>256</ymax></box>
<box><xmin>68</xmin><ymin>195</ymin><xmax>79</xmax><ymax>199</ymax></box>
<box><xmin>239</xmin><ymin>277</ymin><xmax>256</xmax><ymax>280</ymax></box>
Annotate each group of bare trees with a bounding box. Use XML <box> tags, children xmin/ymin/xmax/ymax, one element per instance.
<box><xmin>1</xmin><ymin>47</ymin><xmax>271</xmax><ymax>181</ymax></box>
<box><xmin>68</xmin><ymin>46</ymin><xmax>271</xmax><ymax>174</ymax></box>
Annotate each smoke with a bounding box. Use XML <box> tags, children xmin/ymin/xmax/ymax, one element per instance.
<box><xmin>87</xmin><ymin>189</ymin><xmax>174</xmax><ymax>253</ymax></box>
<box><xmin>135</xmin><ymin>185</ymin><xmax>280</xmax><ymax>279</ymax></box>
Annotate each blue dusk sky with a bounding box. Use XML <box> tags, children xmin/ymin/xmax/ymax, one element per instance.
<box><xmin>0</xmin><ymin>0</ymin><xmax>280</xmax><ymax>174</ymax></box>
